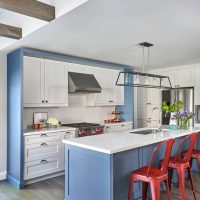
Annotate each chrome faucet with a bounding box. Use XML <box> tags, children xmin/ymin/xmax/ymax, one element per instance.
<box><xmin>149</xmin><ymin>106</ymin><xmax>162</xmax><ymax>131</ymax></box>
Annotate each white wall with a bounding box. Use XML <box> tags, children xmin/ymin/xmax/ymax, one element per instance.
<box><xmin>23</xmin><ymin>94</ymin><xmax>115</xmax><ymax>129</ymax></box>
<box><xmin>0</xmin><ymin>52</ymin><xmax>7</xmax><ymax>179</ymax></box>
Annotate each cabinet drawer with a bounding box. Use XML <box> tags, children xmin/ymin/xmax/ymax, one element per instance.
<box><xmin>24</xmin><ymin>156</ymin><xmax>64</xmax><ymax>180</ymax></box>
<box><xmin>110</xmin><ymin>123</ymin><xmax>133</xmax><ymax>132</ymax></box>
<box><xmin>24</xmin><ymin>132</ymin><xmax>63</xmax><ymax>144</ymax></box>
<box><xmin>25</xmin><ymin>140</ymin><xmax>62</xmax><ymax>162</ymax></box>
<box><xmin>60</xmin><ymin>130</ymin><xmax>76</xmax><ymax>140</ymax></box>
<box><xmin>120</xmin><ymin>123</ymin><xmax>133</xmax><ymax>131</ymax></box>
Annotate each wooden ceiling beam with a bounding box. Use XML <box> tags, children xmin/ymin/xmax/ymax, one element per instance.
<box><xmin>0</xmin><ymin>23</ymin><xmax>22</xmax><ymax>39</ymax></box>
<box><xmin>0</xmin><ymin>0</ymin><xmax>55</xmax><ymax>22</ymax></box>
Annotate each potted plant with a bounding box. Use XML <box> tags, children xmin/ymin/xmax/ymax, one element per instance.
<box><xmin>171</xmin><ymin>111</ymin><xmax>195</xmax><ymax>129</ymax></box>
<box><xmin>161</xmin><ymin>100</ymin><xmax>183</xmax><ymax>125</ymax></box>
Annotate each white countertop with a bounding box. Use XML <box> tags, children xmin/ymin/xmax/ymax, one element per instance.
<box><xmin>24</xmin><ymin>126</ymin><xmax>76</xmax><ymax>136</ymax></box>
<box><xmin>63</xmin><ymin>127</ymin><xmax>200</xmax><ymax>154</ymax></box>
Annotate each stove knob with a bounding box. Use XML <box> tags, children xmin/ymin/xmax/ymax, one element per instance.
<box><xmin>99</xmin><ymin>129</ymin><xmax>104</xmax><ymax>133</ymax></box>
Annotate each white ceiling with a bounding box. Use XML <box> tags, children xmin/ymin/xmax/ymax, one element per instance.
<box><xmin>0</xmin><ymin>0</ymin><xmax>87</xmax><ymax>50</ymax></box>
<box><xmin>3</xmin><ymin>0</ymin><xmax>200</xmax><ymax>69</ymax></box>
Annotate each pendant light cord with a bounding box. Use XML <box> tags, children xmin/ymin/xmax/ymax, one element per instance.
<box><xmin>142</xmin><ymin>45</ymin><xmax>145</xmax><ymax>73</ymax></box>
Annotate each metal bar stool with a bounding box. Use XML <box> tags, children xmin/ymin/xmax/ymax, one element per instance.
<box><xmin>128</xmin><ymin>138</ymin><xmax>175</xmax><ymax>200</ymax></box>
<box><xmin>182</xmin><ymin>134</ymin><xmax>200</xmax><ymax>178</ymax></box>
<box><xmin>165</xmin><ymin>132</ymin><xmax>197</xmax><ymax>200</ymax></box>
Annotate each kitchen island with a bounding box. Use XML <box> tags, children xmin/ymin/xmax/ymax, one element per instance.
<box><xmin>63</xmin><ymin>127</ymin><xmax>200</xmax><ymax>200</ymax></box>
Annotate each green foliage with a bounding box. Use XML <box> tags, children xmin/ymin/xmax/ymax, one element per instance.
<box><xmin>161</xmin><ymin>100</ymin><xmax>183</xmax><ymax>113</ymax></box>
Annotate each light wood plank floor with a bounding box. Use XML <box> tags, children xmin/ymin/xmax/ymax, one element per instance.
<box><xmin>0</xmin><ymin>176</ymin><xmax>64</xmax><ymax>200</ymax></box>
<box><xmin>0</xmin><ymin>174</ymin><xmax>200</xmax><ymax>200</ymax></box>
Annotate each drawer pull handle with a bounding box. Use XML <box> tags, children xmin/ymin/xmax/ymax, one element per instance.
<box><xmin>40</xmin><ymin>160</ymin><xmax>48</xmax><ymax>164</ymax></box>
<box><xmin>65</xmin><ymin>132</ymin><xmax>71</xmax><ymax>134</ymax></box>
<box><xmin>41</xmin><ymin>133</ymin><xmax>47</xmax><ymax>137</ymax></box>
<box><xmin>40</xmin><ymin>143</ymin><xmax>48</xmax><ymax>147</ymax></box>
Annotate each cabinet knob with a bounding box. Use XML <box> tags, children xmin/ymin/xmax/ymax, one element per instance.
<box><xmin>46</xmin><ymin>100</ymin><xmax>48</xmax><ymax>103</ymax></box>
<box><xmin>42</xmin><ymin>100</ymin><xmax>44</xmax><ymax>103</ymax></box>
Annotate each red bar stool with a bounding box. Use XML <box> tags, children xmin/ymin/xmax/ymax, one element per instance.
<box><xmin>182</xmin><ymin>135</ymin><xmax>200</xmax><ymax>178</ymax></box>
<box><xmin>128</xmin><ymin>138</ymin><xmax>175</xmax><ymax>200</ymax></box>
<box><xmin>166</xmin><ymin>132</ymin><xmax>197</xmax><ymax>200</ymax></box>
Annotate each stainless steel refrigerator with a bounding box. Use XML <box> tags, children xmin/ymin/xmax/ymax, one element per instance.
<box><xmin>162</xmin><ymin>87</ymin><xmax>194</xmax><ymax>127</ymax></box>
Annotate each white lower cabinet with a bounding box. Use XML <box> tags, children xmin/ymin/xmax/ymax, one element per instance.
<box><xmin>24</xmin><ymin>156</ymin><xmax>64</xmax><ymax>180</ymax></box>
<box><xmin>24</xmin><ymin>140</ymin><xmax>62</xmax><ymax>162</ymax></box>
<box><xmin>24</xmin><ymin>130</ymin><xmax>75</xmax><ymax>181</ymax></box>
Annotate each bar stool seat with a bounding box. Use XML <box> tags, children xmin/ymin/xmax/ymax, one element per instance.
<box><xmin>182</xmin><ymin>149</ymin><xmax>200</xmax><ymax>177</ymax></box>
<box><xmin>168</xmin><ymin>157</ymin><xmax>190</xmax><ymax>166</ymax></box>
<box><xmin>131</xmin><ymin>166</ymin><xmax>166</xmax><ymax>180</ymax></box>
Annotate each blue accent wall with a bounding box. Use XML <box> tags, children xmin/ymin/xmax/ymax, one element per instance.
<box><xmin>116</xmin><ymin>69</ymin><xmax>134</xmax><ymax>122</ymax></box>
<box><xmin>7</xmin><ymin>49</ymin><xmax>24</xmax><ymax>188</ymax></box>
<box><xmin>116</xmin><ymin>86</ymin><xmax>134</xmax><ymax>122</ymax></box>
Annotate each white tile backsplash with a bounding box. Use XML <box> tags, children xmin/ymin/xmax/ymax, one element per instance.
<box><xmin>23</xmin><ymin>94</ymin><xmax>115</xmax><ymax>128</ymax></box>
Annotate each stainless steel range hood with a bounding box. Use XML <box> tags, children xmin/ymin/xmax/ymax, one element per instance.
<box><xmin>68</xmin><ymin>72</ymin><xmax>102</xmax><ymax>93</ymax></box>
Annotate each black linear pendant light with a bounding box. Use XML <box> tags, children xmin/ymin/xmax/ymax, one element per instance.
<box><xmin>116</xmin><ymin>42</ymin><xmax>172</xmax><ymax>89</ymax></box>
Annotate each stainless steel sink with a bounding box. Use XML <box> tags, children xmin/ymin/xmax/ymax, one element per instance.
<box><xmin>130</xmin><ymin>129</ymin><xmax>161</xmax><ymax>135</ymax></box>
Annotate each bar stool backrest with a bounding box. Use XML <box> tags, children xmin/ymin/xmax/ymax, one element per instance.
<box><xmin>175</xmin><ymin>132</ymin><xmax>198</xmax><ymax>163</ymax></box>
<box><xmin>146</xmin><ymin>138</ymin><xmax>175</xmax><ymax>176</ymax></box>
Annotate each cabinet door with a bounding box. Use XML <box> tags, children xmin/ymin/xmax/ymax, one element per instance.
<box><xmin>45</xmin><ymin>59</ymin><xmax>68</xmax><ymax>106</ymax></box>
<box><xmin>94</xmin><ymin>67</ymin><xmax>110</xmax><ymax>105</ymax></box>
<box><xmin>109</xmin><ymin>69</ymin><xmax>124</xmax><ymax>105</ymax></box>
<box><xmin>176</xmin><ymin>68</ymin><xmax>194</xmax><ymax>87</ymax></box>
<box><xmin>68</xmin><ymin>63</ymin><xmax>94</xmax><ymax>74</ymax></box>
<box><xmin>147</xmin><ymin>88</ymin><xmax>161</xmax><ymax>105</ymax></box>
<box><xmin>23</xmin><ymin>56</ymin><xmax>45</xmax><ymax>106</ymax></box>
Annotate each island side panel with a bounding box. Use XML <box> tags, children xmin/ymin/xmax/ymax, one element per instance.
<box><xmin>113</xmin><ymin>147</ymin><xmax>141</xmax><ymax>200</ymax></box>
<box><xmin>65</xmin><ymin>145</ymin><xmax>113</xmax><ymax>200</ymax></box>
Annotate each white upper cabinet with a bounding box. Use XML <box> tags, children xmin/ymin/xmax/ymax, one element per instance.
<box><xmin>68</xmin><ymin>63</ymin><xmax>94</xmax><ymax>74</ymax></box>
<box><xmin>86</xmin><ymin>67</ymin><xmax>124</xmax><ymax>106</ymax></box>
<box><xmin>176</xmin><ymin>68</ymin><xmax>194</xmax><ymax>87</ymax></box>
<box><xmin>45</xmin><ymin>59</ymin><xmax>68</xmax><ymax>105</ymax></box>
<box><xmin>23</xmin><ymin>56</ymin><xmax>45</xmax><ymax>105</ymax></box>
<box><xmin>160</xmin><ymin>67</ymin><xmax>194</xmax><ymax>88</ymax></box>
<box><xmin>23</xmin><ymin>56</ymin><xmax>68</xmax><ymax>107</ymax></box>
<box><xmin>93</xmin><ymin>67</ymin><xmax>110</xmax><ymax>105</ymax></box>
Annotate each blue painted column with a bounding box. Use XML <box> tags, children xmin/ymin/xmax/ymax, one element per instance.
<box><xmin>7</xmin><ymin>49</ymin><xmax>24</xmax><ymax>188</ymax></box>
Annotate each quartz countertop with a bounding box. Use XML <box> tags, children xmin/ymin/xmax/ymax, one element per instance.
<box><xmin>63</xmin><ymin>127</ymin><xmax>200</xmax><ymax>154</ymax></box>
<box><xmin>24</xmin><ymin>126</ymin><xmax>76</xmax><ymax>136</ymax></box>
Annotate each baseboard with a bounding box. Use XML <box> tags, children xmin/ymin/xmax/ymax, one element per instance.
<box><xmin>0</xmin><ymin>171</ymin><xmax>7</xmax><ymax>180</ymax></box>
<box><xmin>24</xmin><ymin>171</ymin><xmax>64</xmax><ymax>185</ymax></box>
<box><xmin>7</xmin><ymin>174</ymin><xmax>24</xmax><ymax>189</ymax></box>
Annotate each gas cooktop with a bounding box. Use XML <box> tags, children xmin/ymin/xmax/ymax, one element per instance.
<box><xmin>61</xmin><ymin>122</ymin><xmax>101</xmax><ymax>128</ymax></box>
<box><xmin>61</xmin><ymin>122</ymin><xmax>104</xmax><ymax>137</ymax></box>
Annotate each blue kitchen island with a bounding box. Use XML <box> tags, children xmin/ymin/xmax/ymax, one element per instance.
<box><xmin>63</xmin><ymin>127</ymin><xmax>200</xmax><ymax>200</ymax></box>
